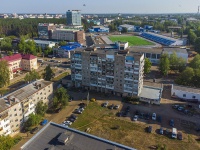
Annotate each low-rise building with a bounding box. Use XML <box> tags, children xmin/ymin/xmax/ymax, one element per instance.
<box><xmin>0</xmin><ymin>79</ymin><xmax>53</xmax><ymax>136</ymax></box>
<box><xmin>21</xmin><ymin>122</ymin><xmax>135</xmax><ymax>150</ymax></box>
<box><xmin>0</xmin><ymin>54</ymin><xmax>38</xmax><ymax>80</ymax></box>
<box><xmin>34</xmin><ymin>40</ymin><xmax>56</xmax><ymax>49</ymax></box>
<box><xmin>118</xmin><ymin>24</ymin><xmax>135</xmax><ymax>32</ymax></box>
<box><xmin>171</xmin><ymin>84</ymin><xmax>200</xmax><ymax>102</ymax></box>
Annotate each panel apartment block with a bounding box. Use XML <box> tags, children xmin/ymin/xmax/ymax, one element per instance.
<box><xmin>70</xmin><ymin>48</ymin><xmax>144</xmax><ymax>97</ymax></box>
<box><xmin>0</xmin><ymin>79</ymin><xmax>53</xmax><ymax>136</ymax></box>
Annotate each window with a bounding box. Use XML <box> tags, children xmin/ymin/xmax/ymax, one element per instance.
<box><xmin>192</xmin><ymin>96</ymin><xmax>196</xmax><ymax>99</ymax></box>
<box><xmin>183</xmin><ymin>94</ymin><xmax>186</xmax><ymax>97</ymax></box>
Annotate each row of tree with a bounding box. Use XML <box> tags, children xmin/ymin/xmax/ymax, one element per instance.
<box><xmin>175</xmin><ymin>54</ymin><xmax>200</xmax><ymax>87</ymax></box>
<box><xmin>159</xmin><ymin>52</ymin><xmax>186</xmax><ymax>76</ymax></box>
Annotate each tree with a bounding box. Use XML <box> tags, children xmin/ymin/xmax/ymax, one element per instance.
<box><xmin>144</xmin><ymin>58</ymin><xmax>152</xmax><ymax>74</ymax></box>
<box><xmin>7</xmin><ymin>51</ymin><xmax>13</xmax><ymax>56</ymax></box>
<box><xmin>25</xmin><ymin>113</ymin><xmax>42</xmax><ymax>128</ymax></box>
<box><xmin>159</xmin><ymin>54</ymin><xmax>170</xmax><ymax>76</ymax></box>
<box><xmin>189</xmin><ymin>54</ymin><xmax>200</xmax><ymax>69</ymax></box>
<box><xmin>121</xmin><ymin>27</ymin><xmax>128</xmax><ymax>33</ymax></box>
<box><xmin>24</xmin><ymin>70</ymin><xmax>40</xmax><ymax>83</ymax></box>
<box><xmin>0</xmin><ymin>135</ymin><xmax>16</xmax><ymax>150</ymax></box>
<box><xmin>59</xmin><ymin>41</ymin><xmax>67</xmax><ymax>46</ymax></box>
<box><xmin>43</xmin><ymin>65</ymin><xmax>55</xmax><ymax>81</ymax></box>
<box><xmin>194</xmin><ymin>37</ymin><xmax>200</xmax><ymax>53</ymax></box>
<box><xmin>188</xmin><ymin>30</ymin><xmax>197</xmax><ymax>45</ymax></box>
<box><xmin>0</xmin><ymin>37</ymin><xmax>12</xmax><ymax>52</ymax></box>
<box><xmin>0</xmin><ymin>60</ymin><xmax>10</xmax><ymax>87</ymax></box>
<box><xmin>53</xmin><ymin>87</ymin><xmax>69</xmax><ymax>109</ymax></box>
<box><xmin>175</xmin><ymin>67</ymin><xmax>195</xmax><ymax>86</ymax></box>
<box><xmin>35</xmin><ymin>101</ymin><xmax>48</xmax><ymax>116</ymax></box>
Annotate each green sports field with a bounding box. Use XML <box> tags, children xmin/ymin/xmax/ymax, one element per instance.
<box><xmin>108</xmin><ymin>35</ymin><xmax>154</xmax><ymax>46</ymax></box>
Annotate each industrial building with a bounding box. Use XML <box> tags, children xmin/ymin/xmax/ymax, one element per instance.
<box><xmin>0</xmin><ymin>80</ymin><xmax>53</xmax><ymax>136</ymax></box>
<box><xmin>88</xmin><ymin>26</ymin><xmax>109</xmax><ymax>33</ymax></box>
<box><xmin>31</xmin><ymin>40</ymin><xmax>56</xmax><ymax>49</ymax></box>
<box><xmin>38</xmin><ymin>23</ymin><xmax>85</xmax><ymax>44</ymax></box>
<box><xmin>21</xmin><ymin>122</ymin><xmax>135</xmax><ymax>150</ymax></box>
<box><xmin>70</xmin><ymin>47</ymin><xmax>144</xmax><ymax>97</ymax></box>
<box><xmin>66</xmin><ymin>10</ymin><xmax>81</xmax><ymax>26</ymax></box>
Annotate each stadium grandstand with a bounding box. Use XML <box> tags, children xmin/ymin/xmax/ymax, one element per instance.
<box><xmin>139</xmin><ymin>32</ymin><xmax>186</xmax><ymax>46</ymax></box>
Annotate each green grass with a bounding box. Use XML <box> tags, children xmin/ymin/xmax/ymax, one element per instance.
<box><xmin>52</xmin><ymin>72</ymin><xmax>69</xmax><ymax>82</ymax></box>
<box><xmin>109</xmin><ymin>36</ymin><xmax>154</xmax><ymax>46</ymax></box>
<box><xmin>71</xmin><ymin>102</ymin><xmax>200</xmax><ymax>150</ymax></box>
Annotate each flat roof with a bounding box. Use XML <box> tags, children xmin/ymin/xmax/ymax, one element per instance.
<box><xmin>21</xmin><ymin>122</ymin><xmax>135</xmax><ymax>150</ymax></box>
<box><xmin>163</xmin><ymin>48</ymin><xmax>188</xmax><ymax>54</ymax></box>
<box><xmin>172</xmin><ymin>84</ymin><xmax>200</xmax><ymax>94</ymax></box>
<box><xmin>34</xmin><ymin>40</ymin><xmax>56</xmax><ymax>45</ymax></box>
<box><xmin>0</xmin><ymin>80</ymin><xmax>52</xmax><ymax>113</ymax></box>
<box><xmin>129</xmin><ymin>47</ymin><xmax>162</xmax><ymax>54</ymax></box>
<box><xmin>139</xmin><ymin>86</ymin><xmax>162</xmax><ymax>100</ymax></box>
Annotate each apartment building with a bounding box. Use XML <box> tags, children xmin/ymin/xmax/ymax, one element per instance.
<box><xmin>0</xmin><ymin>54</ymin><xmax>38</xmax><ymax>80</ymax></box>
<box><xmin>70</xmin><ymin>47</ymin><xmax>144</xmax><ymax>96</ymax></box>
<box><xmin>0</xmin><ymin>79</ymin><xmax>53</xmax><ymax>136</ymax></box>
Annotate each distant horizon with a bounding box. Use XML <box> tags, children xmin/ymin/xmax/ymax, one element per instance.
<box><xmin>0</xmin><ymin>0</ymin><xmax>199</xmax><ymax>14</ymax></box>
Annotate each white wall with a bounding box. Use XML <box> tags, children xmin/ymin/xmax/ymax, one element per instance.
<box><xmin>171</xmin><ymin>88</ymin><xmax>200</xmax><ymax>102</ymax></box>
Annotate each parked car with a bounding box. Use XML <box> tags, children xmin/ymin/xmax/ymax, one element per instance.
<box><xmin>145</xmin><ymin>113</ymin><xmax>150</xmax><ymax>120</ymax></box>
<box><xmin>109</xmin><ymin>104</ymin><xmax>115</xmax><ymax>109</ymax></box>
<box><xmin>116</xmin><ymin>112</ymin><xmax>123</xmax><ymax>117</ymax></box>
<box><xmin>70</xmin><ymin>114</ymin><xmax>78</xmax><ymax>120</ymax></box>
<box><xmin>139</xmin><ymin>113</ymin><xmax>144</xmax><ymax>119</ymax></box>
<box><xmin>157</xmin><ymin>116</ymin><xmax>162</xmax><ymax>123</ymax></box>
<box><xmin>133</xmin><ymin>115</ymin><xmax>138</xmax><ymax>121</ymax></box>
<box><xmin>178</xmin><ymin>106</ymin><xmax>184</xmax><ymax>111</ymax></box>
<box><xmin>135</xmin><ymin>110</ymin><xmax>140</xmax><ymax>115</ymax></box>
<box><xmin>68</xmin><ymin>117</ymin><xmax>76</xmax><ymax>122</ymax></box>
<box><xmin>126</xmin><ymin>106</ymin><xmax>131</xmax><ymax>112</ymax></box>
<box><xmin>173</xmin><ymin>104</ymin><xmax>179</xmax><ymax>109</ymax></box>
<box><xmin>114</xmin><ymin>104</ymin><xmax>120</xmax><ymax>109</ymax></box>
<box><xmin>170</xmin><ymin>119</ymin><xmax>174</xmax><ymax>127</ymax></box>
<box><xmin>165</xmin><ymin>129</ymin><xmax>170</xmax><ymax>135</ymax></box>
<box><xmin>79</xmin><ymin>103</ymin><xmax>86</xmax><ymax>108</ymax></box>
<box><xmin>64</xmin><ymin>121</ymin><xmax>72</xmax><ymax>126</ymax></box>
<box><xmin>122</xmin><ymin>111</ymin><xmax>128</xmax><ymax>117</ymax></box>
<box><xmin>30</xmin><ymin>127</ymin><xmax>39</xmax><ymax>134</ymax></box>
<box><xmin>152</xmin><ymin>113</ymin><xmax>156</xmax><ymax>120</ymax></box>
<box><xmin>102</xmin><ymin>101</ymin><xmax>109</xmax><ymax>107</ymax></box>
<box><xmin>41</xmin><ymin>119</ymin><xmax>48</xmax><ymax>126</ymax></box>
<box><xmin>147</xmin><ymin>126</ymin><xmax>152</xmax><ymax>133</ymax></box>
<box><xmin>177</xmin><ymin>132</ymin><xmax>183</xmax><ymax>140</ymax></box>
<box><xmin>159</xmin><ymin>127</ymin><xmax>164</xmax><ymax>135</ymax></box>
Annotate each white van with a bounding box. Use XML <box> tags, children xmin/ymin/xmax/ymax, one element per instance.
<box><xmin>172</xmin><ymin>128</ymin><xmax>177</xmax><ymax>139</ymax></box>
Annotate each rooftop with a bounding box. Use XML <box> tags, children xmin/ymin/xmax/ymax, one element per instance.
<box><xmin>0</xmin><ymin>79</ymin><xmax>52</xmax><ymax>113</ymax></box>
<box><xmin>129</xmin><ymin>47</ymin><xmax>162</xmax><ymax>54</ymax></box>
<box><xmin>139</xmin><ymin>86</ymin><xmax>162</xmax><ymax>100</ymax></box>
<box><xmin>34</xmin><ymin>40</ymin><xmax>56</xmax><ymax>45</ymax></box>
<box><xmin>163</xmin><ymin>47</ymin><xmax>188</xmax><ymax>54</ymax></box>
<box><xmin>172</xmin><ymin>84</ymin><xmax>200</xmax><ymax>94</ymax></box>
<box><xmin>0</xmin><ymin>54</ymin><xmax>36</xmax><ymax>62</ymax></box>
<box><xmin>21</xmin><ymin>122</ymin><xmax>135</xmax><ymax>150</ymax></box>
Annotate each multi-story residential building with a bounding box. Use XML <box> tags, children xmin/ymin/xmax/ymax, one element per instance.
<box><xmin>66</xmin><ymin>10</ymin><xmax>81</xmax><ymax>26</ymax></box>
<box><xmin>0</xmin><ymin>54</ymin><xmax>38</xmax><ymax>80</ymax></box>
<box><xmin>70</xmin><ymin>47</ymin><xmax>144</xmax><ymax>96</ymax></box>
<box><xmin>0</xmin><ymin>79</ymin><xmax>53</xmax><ymax>136</ymax></box>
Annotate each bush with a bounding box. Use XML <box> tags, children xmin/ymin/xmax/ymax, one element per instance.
<box><xmin>123</xmin><ymin>96</ymin><xmax>140</xmax><ymax>103</ymax></box>
<box><xmin>90</xmin><ymin>98</ymin><xmax>96</xmax><ymax>102</ymax></box>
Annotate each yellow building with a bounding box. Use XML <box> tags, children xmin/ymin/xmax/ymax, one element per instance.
<box><xmin>0</xmin><ymin>54</ymin><xmax>38</xmax><ymax>80</ymax></box>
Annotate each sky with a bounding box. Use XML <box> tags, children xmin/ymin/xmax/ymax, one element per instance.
<box><xmin>0</xmin><ymin>0</ymin><xmax>200</xmax><ymax>14</ymax></box>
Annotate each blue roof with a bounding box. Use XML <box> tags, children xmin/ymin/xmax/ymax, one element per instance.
<box><xmin>60</xmin><ymin>42</ymin><xmax>82</xmax><ymax>51</ymax></box>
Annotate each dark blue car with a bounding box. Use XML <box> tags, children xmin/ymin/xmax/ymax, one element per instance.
<box><xmin>170</xmin><ymin>119</ymin><xmax>174</xmax><ymax>127</ymax></box>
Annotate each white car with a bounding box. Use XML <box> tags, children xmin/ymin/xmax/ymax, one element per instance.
<box><xmin>152</xmin><ymin>113</ymin><xmax>156</xmax><ymax>120</ymax></box>
<box><xmin>133</xmin><ymin>115</ymin><xmax>138</xmax><ymax>121</ymax></box>
<box><xmin>65</xmin><ymin>121</ymin><xmax>72</xmax><ymax>126</ymax></box>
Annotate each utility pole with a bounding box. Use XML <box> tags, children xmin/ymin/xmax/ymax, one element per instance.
<box><xmin>87</xmin><ymin>91</ymin><xmax>89</xmax><ymax>106</ymax></box>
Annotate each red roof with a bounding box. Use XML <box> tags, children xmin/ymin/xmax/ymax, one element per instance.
<box><xmin>21</xmin><ymin>54</ymin><xmax>37</xmax><ymax>60</ymax></box>
<box><xmin>13</xmin><ymin>68</ymin><xmax>22</xmax><ymax>73</ymax></box>
<box><xmin>0</xmin><ymin>54</ymin><xmax>36</xmax><ymax>62</ymax></box>
<box><xmin>1</xmin><ymin>54</ymin><xmax>22</xmax><ymax>62</ymax></box>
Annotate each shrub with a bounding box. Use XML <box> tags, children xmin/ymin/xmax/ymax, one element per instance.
<box><xmin>90</xmin><ymin>98</ymin><xmax>96</xmax><ymax>102</ymax></box>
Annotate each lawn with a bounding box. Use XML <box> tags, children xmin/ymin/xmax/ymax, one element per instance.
<box><xmin>109</xmin><ymin>36</ymin><xmax>154</xmax><ymax>46</ymax></box>
<box><xmin>71</xmin><ymin>102</ymin><xmax>200</xmax><ymax>150</ymax></box>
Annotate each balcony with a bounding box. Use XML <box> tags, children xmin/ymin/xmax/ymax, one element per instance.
<box><xmin>0</xmin><ymin>112</ymin><xmax>8</xmax><ymax>121</ymax></box>
<box><xmin>75</xmin><ymin>64</ymin><xmax>82</xmax><ymax>69</ymax></box>
<box><xmin>125</xmin><ymin>69</ymin><xmax>133</xmax><ymax>73</ymax></box>
<box><xmin>90</xmin><ymin>83</ymin><xmax>97</xmax><ymax>86</ymax></box>
<box><xmin>106</xmin><ymin>85</ymin><xmax>114</xmax><ymax>90</ymax></box>
<box><xmin>134</xmin><ymin>67</ymin><xmax>139</xmax><ymax>71</ymax></box>
<box><xmin>124</xmin><ymin>77</ymin><xmax>133</xmax><ymax>81</ymax></box>
<box><xmin>75</xmin><ymin>74</ymin><xmax>82</xmax><ymax>80</ymax></box>
<box><xmin>134</xmin><ymin>71</ymin><xmax>139</xmax><ymax>75</ymax></box>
